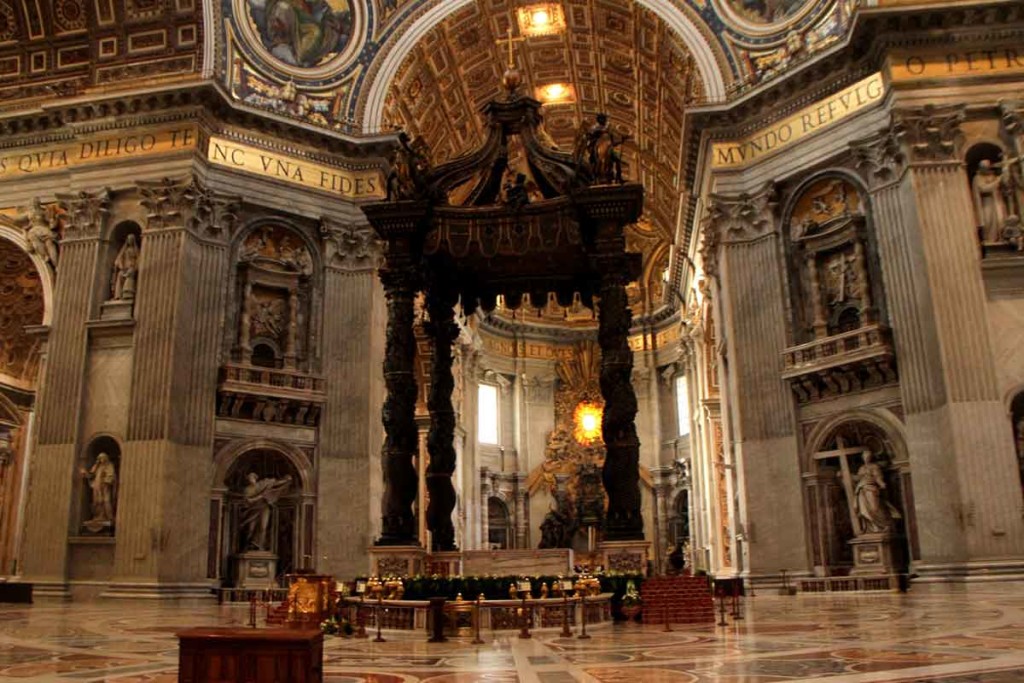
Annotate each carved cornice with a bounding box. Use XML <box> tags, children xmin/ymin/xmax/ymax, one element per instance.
<box><xmin>320</xmin><ymin>220</ymin><xmax>381</xmax><ymax>273</ymax></box>
<box><xmin>892</xmin><ymin>104</ymin><xmax>966</xmax><ymax>164</ymax></box>
<box><xmin>56</xmin><ymin>188</ymin><xmax>111</xmax><ymax>240</ymax></box>
<box><xmin>850</xmin><ymin>131</ymin><xmax>906</xmax><ymax>190</ymax></box>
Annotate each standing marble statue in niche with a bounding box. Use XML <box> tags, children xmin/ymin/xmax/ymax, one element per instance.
<box><xmin>111</xmin><ymin>235</ymin><xmax>140</xmax><ymax>301</ymax></box>
<box><xmin>974</xmin><ymin>160</ymin><xmax>1008</xmax><ymax>243</ymax></box>
<box><xmin>80</xmin><ymin>453</ymin><xmax>117</xmax><ymax>533</ymax></box>
<box><xmin>240</xmin><ymin>472</ymin><xmax>293</xmax><ymax>551</ymax></box>
<box><xmin>853</xmin><ymin>451</ymin><xmax>901</xmax><ymax>534</ymax></box>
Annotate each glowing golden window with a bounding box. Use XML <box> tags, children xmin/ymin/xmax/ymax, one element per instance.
<box><xmin>573</xmin><ymin>401</ymin><xmax>603</xmax><ymax>445</ymax></box>
<box><xmin>516</xmin><ymin>4</ymin><xmax>566</xmax><ymax>37</ymax></box>
<box><xmin>535</xmin><ymin>82</ymin><xmax>576</xmax><ymax>104</ymax></box>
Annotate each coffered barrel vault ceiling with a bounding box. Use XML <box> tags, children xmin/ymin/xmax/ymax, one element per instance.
<box><xmin>0</xmin><ymin>0</ymin><xmax>203</xmax><ymax>106</ymax></box>
<box><xmin>383</xmin><ymin>0</ymin><xmax>703</xmax><ymax>246</ymax></box>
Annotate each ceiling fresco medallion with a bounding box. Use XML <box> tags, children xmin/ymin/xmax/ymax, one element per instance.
<box><xmin>715</xmin><ymin>0</ymin><xmax>815</xmax><ymax>33</ymax></box>
<box><xmin>233</xmin><ymin>0</ymin><xmax>366</xmax><ymax>79</ymax></box>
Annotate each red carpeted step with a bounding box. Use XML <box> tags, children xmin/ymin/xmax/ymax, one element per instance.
<box><xmin>640</xmin><ymin>576</ymin><xmax>715</xmax><ymax>625</ymax></box>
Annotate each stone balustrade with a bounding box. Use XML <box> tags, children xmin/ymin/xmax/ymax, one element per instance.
<box><xmin>217</xmin><ymin>363</ymin><xmax>326</xmax><ymax>426</ymax></box>
<box><xmin>781</xmin><ymin>324</ymin><xmax>898</xmax><ymax>404</ymax></box>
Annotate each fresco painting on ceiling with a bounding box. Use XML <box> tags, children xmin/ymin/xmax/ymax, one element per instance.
<box><xmin>728</xmin><ymin>0</ymin><xmax>808</xmax><ymax>24</ymax></box>
<box><xmin>246</xmin><ymin>0</ymin><xmax>354</xmax><ymax>68</ymax></box>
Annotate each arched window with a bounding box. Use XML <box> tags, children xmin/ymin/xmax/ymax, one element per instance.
<box><xmin>487</xmin><ymin>496</ymin><xmax>511</xmax><ymax>550</ymax></box>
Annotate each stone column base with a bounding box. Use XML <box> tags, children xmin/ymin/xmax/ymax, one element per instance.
<box><xmin>849</xmin><ymin>534</ymin><xmax>896</xmax><ymax>576</ymax></box>
<box><xmin>234</xmin><ymin>551</ymin><xmax>278</xmax><ymax>590</ymax></box>
<box><xmin>100</xmin><ymin>582</ymin><xmax>215</xmax><ymax>599</ymax></box>
<box><xmin>27</xmin><ymin>581</ymin><xmax>70</xmax><ymax>601</ymax></box>
<box><xmin>913</xmin><ymin>558</ymin><xmax>1024</xmax><ymax>583</ymax></box>
<box><xmin>369</xmin><ymin>545</ymin><xmax>426</xmax><ymax>577</ymax></box>
<box><xmin>597</xmin><ymin>540</ymin><xmax>651</xmax><ymax>576</ymax></box>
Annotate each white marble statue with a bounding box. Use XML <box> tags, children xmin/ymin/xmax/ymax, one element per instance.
<box><xmin>24</xmin><ymin>198</ymin><xmax>60</xmax><ymax>270</ymax></box>
<box><xmin>111</xmin><ymin>235</ymin><xmax>140</xmax><ymax>301</ymax></box>
<box><xmin>973</xmin><ymin>160</ymin><xmax>1007</xmax><ymax>243</ymax></box>
<box><xmin>240</xmin><ymin>472</ymin><xmax>293</xmax><ymax>551</ymax></box>
<box><xmin>81</xmin><ymin>453</ymin><xmax>117</xmax><ymax>524</ymax></box>
<box><xmin>853</xmin><ymin>450</ymin><xmax>900</xmax><ymax>534</ymax></box>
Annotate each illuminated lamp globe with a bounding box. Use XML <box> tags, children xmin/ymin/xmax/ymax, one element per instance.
<box><xmin>532</xmin><ymin>8</ymin><xmax>551</xmax><ymax>26</ymax></box>
<box><xmin>502</xmin><ymin>67</ymin><xmax>523</xmax><ymax>94</ymax></box>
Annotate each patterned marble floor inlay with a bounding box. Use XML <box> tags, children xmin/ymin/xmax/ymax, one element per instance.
<box><xmin>1</xmin><ymin>584</ymin><xmax>1024</xmax><ymax>682</ymax></box>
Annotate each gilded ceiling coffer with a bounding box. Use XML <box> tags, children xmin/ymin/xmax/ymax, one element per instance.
<box><xmin>363</xmin><ymin>68</ymin><xmax>646</xmax><ymax>549</ymax></box>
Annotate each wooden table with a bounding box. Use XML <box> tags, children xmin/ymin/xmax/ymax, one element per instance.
<box><xmin>177</xmin><ymin>627</ymin><xmax>323</xmax><ymax>683</ymax></box>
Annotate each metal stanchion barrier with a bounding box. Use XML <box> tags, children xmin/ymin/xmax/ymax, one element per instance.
<box><xmin>518</xmin><ymin>595</ymin><xmax>532</xmax><ymax>639</ymax></box>
<box><xmin>716</xmin><ymin>588</ymin><xmax>728</xmax><ymax>627</ymax></box>
<box><xmin>663</xmin><ymin>602</ymin><xmax>672</xmax><ymax>632</ymax></box>
<box><xmin>560</xmin><ymin>590</ymin><xmax>572</xmax><ymax>638</ymax></box>
<box><xmin>472</xmin><ymin>594</ymin><xmax>485</xmax><ymax>644</ymax></box>
<box><xmin>374</xmin><ymin>595</ymin><xmax>386</xmax><ymax>643</ymax></box>
<box><xmin>577</xmin><ymin>593</ymin><xmax>590</xmax><ymax>640</ymax></box>
<box><xmin>355</xmin><ymin>596</ymin><xmax>368</xmax><ymax>638</ymax></box>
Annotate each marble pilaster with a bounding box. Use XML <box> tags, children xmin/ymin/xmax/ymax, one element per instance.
<box><xmin>318</xmin><ymin>221</ymin><xmax>384</xmax><ymax>576</ymax></box>
<box><xmin>706</xmin><ymin>184</ymin><xmax>809</xmax><ymax>577</ymax></box>
<box><xmin>853</xmin><ymin>106</ymin><xmax>1024</xmax><ymax>577</ymax></box>
<box><xmin>20</xmin><ymin>189</ymin><xmax>110</xmax><ymax>596</ymax></box>
<box><xmin>107</xmin><ymin>177</ymin><xmax>233</xmax><ymax>597</ymax></box>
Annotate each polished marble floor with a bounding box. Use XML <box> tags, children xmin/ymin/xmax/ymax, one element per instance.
<box><xmin>1</xmin><ymin>585</ymin><xmax>1023</xmax><ymax>682</ymax></box>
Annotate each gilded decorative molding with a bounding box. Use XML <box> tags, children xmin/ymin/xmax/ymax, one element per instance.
<box><xmin>320</xmin><ymin>220</ymin><xmax>380</xmax><ymax>272</ymax></box>
<box><xmin>56</xmin><ymin>188</ymin><xmax>111</xmax><ymax>241</ymax></box>
<box><xmin>850</xmin><ymin>131</ymin><xmax>906</xmax><ymax>190</ymax></box>
<box><xmin>891</xmin><ymin>104</ymin><xmax>966</xmax><ymax>164</ymax></box>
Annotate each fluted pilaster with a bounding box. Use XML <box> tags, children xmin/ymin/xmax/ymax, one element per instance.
<box><xmin>707</xmin><ymin>184</ymin><xmax>807</xmax><ymax>575</ymax></box>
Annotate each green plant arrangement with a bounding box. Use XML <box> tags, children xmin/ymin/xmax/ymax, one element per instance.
<box><xmin>620</xmin><ymin>579</ymin><xmax>642</xmax><ymax>621</ymax></box>
<box><xmin>320</xmin><ymin>616</ymin><xmax>354</xmax><ymax>637</ymax></box>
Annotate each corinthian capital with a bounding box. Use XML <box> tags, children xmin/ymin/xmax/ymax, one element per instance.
<box><xmin>321</xmin><ymin>219</ymin><xmax>381</xmax><ymax>272</ymax></box>
<box><xmin>850</xmin><ymin>131</ymin><xmax>906</xmax><ymax>189</ymax></box>
<box><xmin>1001</xmin><ymin>100</ymin><xmax>1024</xmax><ymax>149</ymax></box>
<box><xmin>137</xmin><ymin>177</ymin><xmax>190</xmax><ymax>231</ymax></box>
<box><xmin>892</xmin><ymin>104</ymin><xmax>966</xmax><ymax>163</ymax></box>
<box><xmin>56</xmin><ymin>187</ymin><xmax>111</xmax><ymax>239</ymax></box>
<box><xmin>185</xmin><ymin>180</ymin><xmax>240</xmax><ymax>240</ymax></box>
<box><xmin>705</xmin><ymin>182</ymin><xmax>778</xmax><ymax>248</ymax></box>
